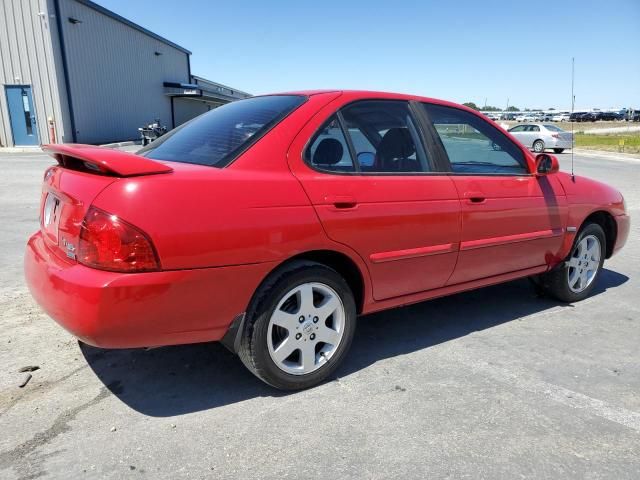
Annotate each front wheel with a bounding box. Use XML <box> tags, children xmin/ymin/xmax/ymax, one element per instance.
<box><xmin>533</xmin><ymin>140</ymin><xmax>545</xmax><ymax>153</ymax></box>
<box><xmin>536</xmin><ymin>223</ymin><xmax>606</xmax><ymax>302</ymax></box>
<box><xmin>553</xmin><ymin>148</ymin><xmax>565</xmax><ymax>153</ymax></box>
<box><xmin>238</xmin><ymin>261</ymin><xmax>357</xmax><ymax>390</ymax></box>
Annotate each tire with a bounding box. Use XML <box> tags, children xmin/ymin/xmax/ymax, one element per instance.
<box><xmin>533</xmin><ymin>140</ymin><xmax>545</xmax><ymax>153</ymax></box>
<box><xmin>536</xmin><ymin>223</ymin><xmax>606</xmax><ymax>303</ymax></box>
<box><xmin>238</xmin><ymin>260</ymin><xmax>357</xmax><ymax>390</ymax></box>
<box><xmin>553</xmin><ymin>148</ymin><xmax>565</xmax><ymax>153</ymax></box>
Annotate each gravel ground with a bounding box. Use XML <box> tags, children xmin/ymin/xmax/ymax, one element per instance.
<box><xmin>0</xmin><ymin>150</ymin><xmax>639</xmax><ymax>479</ymax></box>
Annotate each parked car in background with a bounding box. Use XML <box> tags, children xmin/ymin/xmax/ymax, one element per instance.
<box><xmin>25</xmin><ymin>91</ymin><xmax>628</xmax><ymax>390</ymax></box>
<box><xmin>516</xmin><ymin>113</ymin><xmax>536</xmax><ymax>122</ymax></box>
<box><xmin>508</xmin><ymin>123</ymin><xmax>573</xmax><ymax>153</ymax></box>
<box><xmin>598</xmin><ymin>112</ymin><xmax>623</xmax><ymax>121</ymax></box>
<box><xmin>579</xmin><ymin>112</ymin><xmax>601</xmax><ymax>122</ymax></box>
<box><xmin>552</xmin><ymin>113</ymin><xmax>571</xmax><ymax>122</ymax></box>
<box><xmin>570</xmin><ymin>112</ymin><xmax>587</xmax><ymax>122</ymax></box>
<box><xmin>540</xmin><ymin>113</ymin><xmax>554</xmax><ymax>122</ymax></box>
<box><xmin>501</xmin><ymin>112</ymin><xmax>517</xmax><ymax>121</ymax></box>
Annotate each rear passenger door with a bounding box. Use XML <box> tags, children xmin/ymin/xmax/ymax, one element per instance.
<box><xmin>290</xmin><ymin>99</ymin><xmax>461</xmax><ymax>301</ymax></box>
<box><xmin>420</xmin><ymin>103</ymin><xmax>568</xmax><ymax>284</ymax></box>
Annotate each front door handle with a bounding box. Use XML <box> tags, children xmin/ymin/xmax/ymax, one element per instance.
<box><xmin>325</xmin><ymin>195</ymin><xmax>357</xmax><ymax>209</ymax></box>
<box><xmin>463</xmin><ymin>191</ymin><xmax>486</xmax><ymax>204</ymax></box>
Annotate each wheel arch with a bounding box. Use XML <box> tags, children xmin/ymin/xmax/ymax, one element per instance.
<box><xmin>283</xmin><ymin>250</ymin><xmax>366</xmax><ymax>314</ymax></box>
<box><xmin>221</xmin><ymin>249</ymin><xmax>367</xmax><ymax>354</ymax></box>
<box><xmin>581</xmin><ymin>210</ymin><xmax>617</xmax><ymax>258</ymax></box>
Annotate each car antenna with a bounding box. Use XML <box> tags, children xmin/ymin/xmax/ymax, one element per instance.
<box><xmin>570</xmin><ymin>57</ymin><xmax>576</xmax><ymax>181</ymax></box>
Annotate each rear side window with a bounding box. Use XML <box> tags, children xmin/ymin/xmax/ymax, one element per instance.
<box><xmin>307</xmin><ymin>116</ymin><xmax>355</xmax><ymax>172</ymax></box>
<box><xmin>139</xmin><ymin>95</ymin><xmax>306</xmax><ymax>167</ymax></box>
<box><xmin>423</xmin><ymin>103</ymin><xmax>527</xmax><ymax>175</ymax></box>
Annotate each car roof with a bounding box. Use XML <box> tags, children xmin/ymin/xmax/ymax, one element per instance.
<box><xmin>265</xmin><ymin>90</ymin><xmax>483</xmax><ymax>114</ymax></box>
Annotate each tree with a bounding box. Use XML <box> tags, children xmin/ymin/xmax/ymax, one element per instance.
<box><xmin>463</xmin><ymin>102</ymin><xmax>479</xmax><ymax>110</ymax></box>
<box><xmin>481</xmin><ymin>105</ymin><xmax>500</xmax><ymax>112</ymax></box>
<box><xmin>506</xmin><ymin>106</ymin><xmax>520</xmax><ymax>112</ymax></box>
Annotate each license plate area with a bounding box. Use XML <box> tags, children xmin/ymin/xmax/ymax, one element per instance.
<box><xmin>42</xmin><ymin>193</ymin><xmax>62</xmax><ymax>244</ymax></box>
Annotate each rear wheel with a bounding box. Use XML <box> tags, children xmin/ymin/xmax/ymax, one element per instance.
<box><xmin>533</xmin><ymin>140</ymin><xmax>545</xmax><ymax>153</ymax></box>
<box><xmin>238</xmin><ymin>261</ymin><xmax>357</xmax><ymax>390</ymax></box>
<box><xmin>553</xmin><ymin>148</ymin><xmax>565</xmax><ymax>153</ymax></box>
<box><xmin>535</xmin><ymin>223</ymin><xmax>605</xmax><ymax>302</ymax></box>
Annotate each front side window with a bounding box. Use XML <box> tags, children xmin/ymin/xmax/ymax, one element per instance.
<box><xmin>139</xmin><ymin>95</ymin><xmax>306</xmax><ymax>167</ymax></box>
<box><xmin>509</xmin><ymin>125</ymin><xmax>526</xmax><ymax>132</ymax></box>
<box><xmin>340</xmin><ymin>101</ymin><xmax>430</xmax><ymax>173</ymax></box>
<box><xmin>423</xmin><ymin>103</ymin><xmax>527</xmax><ymax>175</ymax></box>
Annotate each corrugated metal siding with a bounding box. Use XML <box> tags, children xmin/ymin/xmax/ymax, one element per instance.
<box><xmin>58</xmin><ymin>0</ymin><xmax>190</xmax><ymax>144</ymax></box>
<box><xmin>0</xmin><ymin>0</ymin><xmax>65</xmax><ymax>147</ymax></box>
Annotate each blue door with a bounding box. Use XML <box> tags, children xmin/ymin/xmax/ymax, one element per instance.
<box><xmin>6</xmin><ymin>86</ymin><xmax>39</xmax><ymax>146</ymax></box>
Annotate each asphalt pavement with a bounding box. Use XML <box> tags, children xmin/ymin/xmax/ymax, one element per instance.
<box><xmin>0</xmin><ymin>150</ymin><xmax>638</xmax><ymax>479</ymax></box>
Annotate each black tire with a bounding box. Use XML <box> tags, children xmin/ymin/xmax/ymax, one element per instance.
<box><xmin>533</xmin><ymin>140</ymin><xmax>545</xmax><ymax>153</ymax></box>
<box><xmin>238</xmin><ymin>260</ymin><xmax>357</xmax><ymax>390</ymax></box>
<box><xmin>553</xmin><ymin>148</ymin><xmax>565</xmax><ymax>154</ymax></box>
<box><xmin>535</xmin><ymin>223</ymin><xmax>606</xmax><ymax>303</ymax></box>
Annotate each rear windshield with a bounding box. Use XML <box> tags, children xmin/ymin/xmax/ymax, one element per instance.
<box><xmin>543</xmin><ymin>124</ymin><xmax>563</xmax><ymax>132</ymax></box>
<box><xmin>139</xmin><ymin>95</ymin><xmax>306</xmax><ymax>167</ymax></box>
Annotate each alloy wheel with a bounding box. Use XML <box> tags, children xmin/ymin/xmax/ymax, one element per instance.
<box><xmin>566</xmin><ymin>234</ymin><xmax>601</xmax><ymax>293</ymax></box>
<box><xmin>533</xmin><ymin>140</ymin><xmax>544</xmax><ymax>153</ymax></box>
<box><xmin>267</xmin><ymin>282</ymin><xmax>346</xmax><ymax>375</ymax></box>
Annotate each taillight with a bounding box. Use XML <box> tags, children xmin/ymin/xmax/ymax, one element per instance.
<box><xmin>78</xmin><ymin>207</ymin><xmax>160</xmax><ymax>272</ymax></box>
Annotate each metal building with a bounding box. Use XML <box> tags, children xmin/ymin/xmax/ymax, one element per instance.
<box><xmin>0</xmin><ymin>0</ymin><xmax>250</xmax><ymax>147</ymax></box>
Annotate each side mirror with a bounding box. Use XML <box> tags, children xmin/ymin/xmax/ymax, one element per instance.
<box><xmin>535</xmin><ymin>153</ymin><xmax>559</xmax><ymax>175</ymax></box>
<box><xmin>357</xmin><ymin>151</ymin><xmax>375</xmax><ymax>167</ymax></box>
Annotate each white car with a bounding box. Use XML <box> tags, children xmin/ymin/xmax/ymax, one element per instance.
<box><xmin>515</xmin><ymin>114</ymin><xmax>536</xmax><ymax>122</ymax></box>
<box><xmin>552</xmin><ymin>113</ymin><xmax>571</xmax><ymax>122</ymax></box>
<box><xmin>508</xmin><ymin>123</ymin><xmax>573</xmax><ymax>153</ymax></box>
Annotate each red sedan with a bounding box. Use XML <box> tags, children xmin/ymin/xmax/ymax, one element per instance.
<box><xmin>25</xmin><ymin>91</ymin><xmax>630</xmax><ymax>390</ymax></box>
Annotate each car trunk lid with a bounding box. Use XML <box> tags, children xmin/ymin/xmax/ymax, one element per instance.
<box><xmin>39</xmin><ymin>144</ymin><xmax>173</xmax><ymax>263</ymax></box>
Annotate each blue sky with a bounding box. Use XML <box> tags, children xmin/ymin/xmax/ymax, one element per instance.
<box><xmin>99</xmin><ymin>0</ymin><xmax>639</xmax><ymax>110</ymax></box>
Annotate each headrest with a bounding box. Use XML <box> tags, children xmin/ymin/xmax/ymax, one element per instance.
<box><xmin>378</xmin><ymin>128</ymin><xmax>415</xmax><ymax>160</ymax></box>
<box><xmin>313</xmin><ymin>138</ymin><xmax>344</xmax><ymax>165</ymax></box>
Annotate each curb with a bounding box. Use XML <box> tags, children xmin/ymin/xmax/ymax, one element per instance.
<box><xmin>574</xmin><ymin>149</ymin><xmax>640</xmax><ymax>162</ymax></box>
<box><xmin>0</xmin><ymin>146</ymin><xmax>42</xmax><ymax>154</ymax></box>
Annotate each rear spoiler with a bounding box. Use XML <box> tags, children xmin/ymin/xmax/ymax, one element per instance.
<box><xmin>42</xmin><ymin>144</ymin><xmax>173</xmax><ymax>177</ymax></box>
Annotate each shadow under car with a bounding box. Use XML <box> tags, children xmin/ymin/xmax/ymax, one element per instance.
<box><xmin>80</xmin><ymin>268</ymin><xmax>628</xmax><ymax>417</ymax></box>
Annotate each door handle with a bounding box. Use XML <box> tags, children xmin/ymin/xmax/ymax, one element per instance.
<box><xmin>463</xmin><ymin>191</ymin><xmax>486</xmax><ymax>204</ymax></box>
<box><xmin>325</xmin><ymin>195</ymin><xmax>357</xmax><ymax>209</ymax></box>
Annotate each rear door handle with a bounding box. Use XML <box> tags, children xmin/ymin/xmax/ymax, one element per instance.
<box><xmin>325</xmin><ymin>195</ymin><xmax>358</xmax><ymax>209</ymax></box>
<box><xmin>463</xmin><ymin>191</ymin><xmax>486</xmax><ymax>204</ymax></box>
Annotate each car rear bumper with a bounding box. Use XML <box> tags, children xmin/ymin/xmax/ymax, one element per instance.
<box><xmin>549</xmin><ymin>139</ymin><xmax>572</xmax><ymax>149</ymax></box>
<box><xmin>612</xmin><ymin>214</ymin><xmax>630</xmax><ymax>256</ymax></box>
<box><xmin>25</xmin><ymin>231</ymin><xmax>275</xmax><ymax>348</ymax></box>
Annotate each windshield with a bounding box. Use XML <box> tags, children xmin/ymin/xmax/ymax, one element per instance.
<box><xmin>139</xmin><ymin>95</ymin><xmax>306</xmax><ymax>167</ymax></box>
